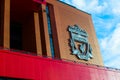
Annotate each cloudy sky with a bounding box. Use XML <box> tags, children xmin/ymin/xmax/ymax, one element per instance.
<box><xmin>60</xmin><ymin>0</ymin><xmax>120</xmax><ymax>69</ymax></box>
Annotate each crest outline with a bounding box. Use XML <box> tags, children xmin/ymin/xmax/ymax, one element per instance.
<box><xmin>68</xmin><ymin>25</ymin><xmax>93</xmax><ymax>61</ymax></box>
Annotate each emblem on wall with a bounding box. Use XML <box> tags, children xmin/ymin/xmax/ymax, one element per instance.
<box><xmin>68</xmin><ymin>25</ymin><xmax>93</xmax><ymax>61</ymax></box>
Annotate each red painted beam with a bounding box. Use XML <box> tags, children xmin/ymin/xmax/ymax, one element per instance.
<box><xmin>0</xmin><ymin>50</ymin><xmax>120</xmax><ymax>80</ymax></box>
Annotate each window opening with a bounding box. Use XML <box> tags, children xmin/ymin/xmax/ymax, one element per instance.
<box><xmin>10</xmin><ymin>0</ymin><xmax>37</xmax><ymax>53</ymax></box>
<box><xmin>46</xmin><ymin>5</ymin><xmax>55</xmax><ymax>57</ymax></box>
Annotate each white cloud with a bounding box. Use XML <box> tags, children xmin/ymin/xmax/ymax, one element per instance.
<box><xmin>60</xmin><ymin>0</ymin><xmax>105</xmax><ymax>13</ymax></box>
<box><xmin>110</xmin><ymin>0</ymin><xmax>120</xmax><ymax>16</ymax></box>
<box><xmin>70</xmin><ymin>0</ymin><xmax>86</xmax><ymax>9</ymax></box>
<box><xmin>100</xmin><ymin>23</ymin><xmax>120</xmax><ymax>68</ymax></box>
<box><xmin>64</xmin><ymin>0</ymin><xmax>108</xmax><ymax>14</ymax></box>
<box><xmin>105</xmin><ymin>55</ymin><xmax>120</xmax><ymax>68</ymax></box>
<box><xmin>61</xmin><ymin>0</ymin><xmax>120</xmax><ymax>16</ymax></box>
<box><xmin>85</xmin><ymin>0</ymin><xmax>107</xmax><ymax>14</ymax></box>
<box><xmin>100</xmin><ymin>23</ymin><xmax>120</xmax><ymax>53</ymax></box>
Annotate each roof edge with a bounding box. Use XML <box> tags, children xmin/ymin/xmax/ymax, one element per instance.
<box><xmin>57</xmin><ymin>0</ymin><xmax>91</xmax><ymax>15</ymax></box>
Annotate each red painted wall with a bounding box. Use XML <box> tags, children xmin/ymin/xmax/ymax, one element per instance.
<box><xmin>33</xmin><ymin>0</ymin><xmax>46</xmax><ymax>4</ymax></box>
<box><xmin>0</xmin><ymin>50</ymin><xmax>120</xmax><ymax>80</ymax></box>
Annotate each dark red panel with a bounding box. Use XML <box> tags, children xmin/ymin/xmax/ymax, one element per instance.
<box><xmin>0</xmin><ymin>50</ymin><xmax>120</xmax><ymax>80</ymax></box>
<box><xmin>33</xmin><ymin>0</ymin><xmax>46</xmax><ymax>4</ymax></box>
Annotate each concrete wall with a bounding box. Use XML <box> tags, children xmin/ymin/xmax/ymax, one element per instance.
<box><xmin>45</xmin><ymin>0</ymin><xmax>103</xmax><ymax>65</ymax></box>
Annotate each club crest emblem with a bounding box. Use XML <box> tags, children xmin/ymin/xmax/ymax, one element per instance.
<box><xmin>68</xmin><ymin>25</ymin><xmax>93</xmax><ymax>61</ymax></box>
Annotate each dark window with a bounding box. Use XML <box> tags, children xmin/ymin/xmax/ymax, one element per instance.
<box><xmin>46</xmin><ymin>5</ymin><xmax>55</xmax><ymax>57</ymax></box>
<box><xmin>0</xmin><ymin>77</ymin><xmax>25</xmax><ymax>80</ymax></box>
<box><xmin>10</xmin><ymin>22</ymin><xmax>22</xmax><ymax>50</ymax></box>
<box><xmin>0</xmin><ymin>0</ymin><xmax>4</xmax><ymax>46</ymax></box>
<box><xmin>10</xmin><ymin>0</ymin><xmax>37</xmax><ymax>53</ymax></box>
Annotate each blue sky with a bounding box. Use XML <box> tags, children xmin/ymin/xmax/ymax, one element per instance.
<box><xmin>60</xmin><ymin>0</ymin><xmax>120</xmax><ymax>69</ymax></box>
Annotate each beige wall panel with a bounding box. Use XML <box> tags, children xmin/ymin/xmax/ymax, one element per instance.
<box><xmin>42</xmin><ymin>4</ymin><xmax>52</xmax><ymax>57</ymax></box>
<box><xmin>46</xmin><ymin>0</ymin><xmax>103</xmax><ymax>65</ymax></box>
<box><xmin>34</xmin><ymin>12</ymin><xmax>42</xmax><ymax>55</ymax></box>
<box><xmin>4</xmin><ymin>0</ymin><xmax>10</xmax><ymax>48</ymax></box>
<box><xmin>88</xmin><ymin>16</ymin><xmax>104</xmax><ymax>65</ymax></box>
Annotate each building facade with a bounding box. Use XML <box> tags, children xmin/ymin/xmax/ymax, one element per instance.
<box><xmin>0</xmin><ymin>0</ymin><xmax>120</xmax><ymax>80</ymax></box>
